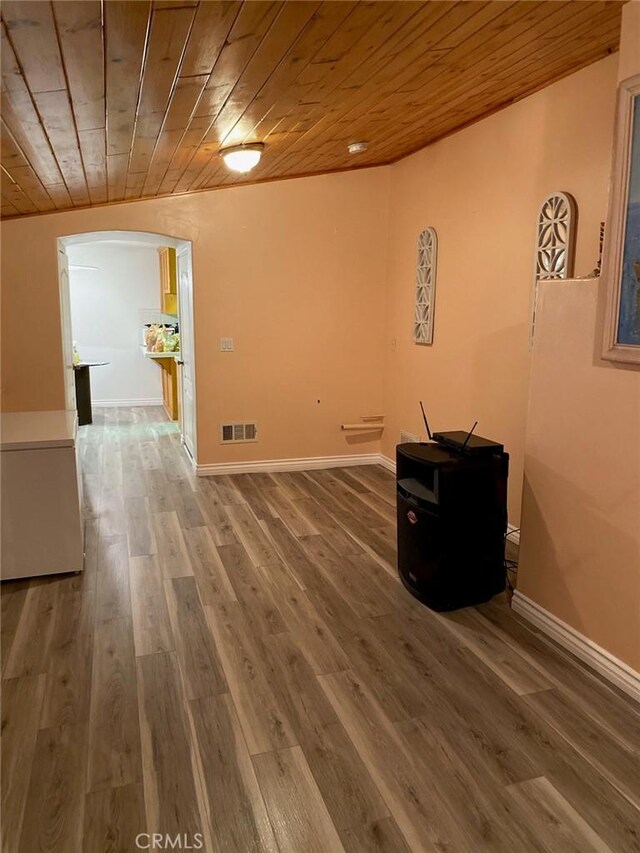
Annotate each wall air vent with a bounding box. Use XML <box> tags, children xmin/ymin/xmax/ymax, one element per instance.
<box><xmin>400</xmin><ymin>431</ymin><xmax>420</xmax><ymax>444</ymax></box>
<box><xmin>220</xmin><ymin>423</ymin><xmax>258</xmax><ymax>443</ymax></box>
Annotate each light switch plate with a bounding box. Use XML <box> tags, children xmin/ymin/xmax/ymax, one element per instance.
<box><xmin>220</xmin><ymin>337</ymin><xmax>234</xmax><ymax>352</ymax></box>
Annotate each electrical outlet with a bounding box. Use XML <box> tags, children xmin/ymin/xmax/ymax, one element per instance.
<box><xmin>220</xmin><ymin>337</ymin><xmax>234</xmax><ymax>352</ymax></box>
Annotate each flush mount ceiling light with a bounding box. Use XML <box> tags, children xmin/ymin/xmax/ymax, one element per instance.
<box><xmin>220</xmin><ymin>143</ymin><xmax>265</xmax><ymax>173</ymax></box>
<box><xmin>348</xmin><ymin>141</ymin><xmax>369</xmax><ymax>155</ymax></box>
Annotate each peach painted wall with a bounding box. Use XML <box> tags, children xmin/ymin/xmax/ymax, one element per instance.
<box><xmin>617</xmin><ymin>0</ymin><xmax>640</xmax><ymax>82</ymax></box>
<box><xmin>517</xmin><ymin>280</ymin><xmax>640</xmax><ymax>670</ymax></box>
<box><xmin>0</xmin><ymin>168</ymin><xmax>390</xmax><ymax>465</ymax></box>
<box><xmin>517</xmin><ymin>0</ymin><xmax>640</xmax><ymax>672</ymax></box>
<box><xmin>381</xmin><ymin>55</ymin><xmax>619</xmax><ymax>524</ymax></box>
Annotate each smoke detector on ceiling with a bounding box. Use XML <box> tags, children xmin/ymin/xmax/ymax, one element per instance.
<box><xmin>348</xmin><ymin>141</ymin><xmax>369</xmax><ymax>155</ymax></box>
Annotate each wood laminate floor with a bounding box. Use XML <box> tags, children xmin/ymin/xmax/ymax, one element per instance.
<box><xmin>2</xmin><ymin>407</ymin><xmax>639</xmax><ymax>853</ymax></box>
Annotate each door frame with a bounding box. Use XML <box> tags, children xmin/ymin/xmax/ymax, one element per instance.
<box><xmin>57</xmin><ymin>245</ymin><xmax>76</xmax><ymax>411</ymax></box>
<box><xmin>176</xmin><ymin>241</ymin><xmax>197</xmax><ymax>462</ymax></box>
<box><xmin>57</xmin><ymin>230</ymin><xmax>198</xmax><ymax>463</ymax></box>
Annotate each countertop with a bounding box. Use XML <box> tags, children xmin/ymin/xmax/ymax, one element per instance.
<box><xmin>74</xmin><ymin>361</ymin><xmax>109</xmax><ymax>368</ymax></box>
<box><xmin>1</xmin><ymin>410</ymin><xmax>78</xmax><ymax>451</ymax></box>
<box><xmin>142</xmin><ymin>348</ymin><xmax>181</xmax><ymax>360</ymax></box>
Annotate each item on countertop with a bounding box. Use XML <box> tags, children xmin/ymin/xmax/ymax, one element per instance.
<box><xmin>144</xmin><ymin>323</ymin><xmax>180</xmax><ymax>353</ymax></box>
<box><xmin>145</xmin><ymin>324</ymin><xmax>161</xmax><ymax>350</ymax></box>
<box><xmin>164</xmin><ymin>332</ymin><xmax>180</xmax><ymax>352</ymax></box>
<box><xmin>72</xmin><ymin>342</ymin><xmax>80</xmax><ymax>366</ymax></box>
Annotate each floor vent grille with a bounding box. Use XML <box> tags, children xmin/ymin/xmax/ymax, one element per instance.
<box><xmin>221</xmin><ymin>423</ymin><xmax>258</xmax><ymax>443</ymax></box>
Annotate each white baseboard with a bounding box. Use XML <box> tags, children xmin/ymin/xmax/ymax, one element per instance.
<box><xmin>92</xmin><ymin>398</ymin><xmax>163</xmax><ymax>407</ymax></box>
<box><xmin>512</xmin><ymin>591</ymin><xmax>640</xmax><ymax>702</ymax></box>
<box><xmin>378</xmin><ymin>454</ymin><xmax>395</xmax><ymax>473</ymax></box>
<box><xmin>196</xmin><ymin>452</ymin><xmax>384</xmax><ymax>477</ymax></box>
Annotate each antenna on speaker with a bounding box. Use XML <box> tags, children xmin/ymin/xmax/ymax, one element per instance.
<box><xmin>419</xmin><ymin>401</ymin><xmax>433</xmax><ymax>441</ymax></box>
<box><xmin>461</xmin><ymin>420</ymin><xmax>478</xmax><ymax>452</ymax></box>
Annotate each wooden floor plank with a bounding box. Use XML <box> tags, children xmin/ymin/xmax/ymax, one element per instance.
<box><xmin>253</xmin><ymin>745</ymin><xmax>346</xmax><ymax>853</ymax></box>
<box><xmin>438</xmin><ymin>606</ymin><xmax>555</xmax><ymax>696</ymax></box>
<box><xmin>229</xmin><ymin>473</ymin><xmax>279</xmax><ymax>522</ymax></box>
<box><xmin>217</xmin><ymin>542</ymin><xmax>288</xmax><ymax>635</ymax></box>
<box><xmin>207</xmin><ymin>474</ymin><xmax>247</xmax><ymax>506</ymax></box>
<box><xmin>1</xmin><ymin>674</ymin><xmax>47</xmax><ymax>853</ymax></box>
<box><xmin>192</xmin><ymin>487</ymin><xmax>239</xmax><ymax>546</ymax></box>
<box><xmin>307</xmin><ymin>469</ymin><xmax>392</xmax><ymax>530</ymax></box>
<box><xmin>188</xmin><ymin>692</ymin><xmax>280</xmax><ymax>853</ymax></box>
<box><xmin>339</xmin><ymin>818</ymin><xmax>413</xmax><ymax>853</ymax></box>
<box><xmin>477</xmin><ymin>596</ymin><xmax>640</xmax><ymax>750</ymax></box>
<box><xmin>396</xmin><ymin>714</ymin><xmax>548</xmax><ymax>852</ymax></box>
<box><xmin>347</xmin><ymin>467</ymin><xmax>396</xmax><ymax>505</ymax></box>
<box><xmin>299</xmin><ymin>717</ymin><xmax>390</xmax><ymax>835</ymax></box>
<box><xmin>522</xmin><ymin>687</ymin><xmax>640</xmax><ymax>808</ymax></box>
<box><xmin>318</xmin><ymin>668</ymin><xmax>468</xmax><ymax>853</ymax></box>
<box><xmin>40</xmin><ymin>590</ymin><xmax>95</xmax><ymax>728</ymax></box>
<box><xmin>3</xmin><ymin>581</ymin><xmax>59</xmax><ymax>678</ymax></box>
<box><xmin>225</xmin><ymin>503</ymin><xmax>282</xmax><ymax>566</ymax></box>
<box><xmin>506</xmin><ymin>776</ymin><xmax>614</xmax><ymax>853</ymax></box>
<box><xmin>95</xmin><ymin>534</ymin><xmax>131</xmax><ymax>623</ymax></box>
<box><xmin>164</xmin><ymin>575</ymin><xmax>227</xmax><ymax>700</ymax></box>
<box><xmin>172</xmin><ymin>479</ymin><xmax>207</xmax><ymax>530</ymax></box>
<box><xmin>150</xmin><ymin>510</ymin><xmax>194</xmax><ymax>578</ymax></box>
<box><xmin>181</xmin><ymin>525</ymin><xmax>238</xmax><ymax>603</ymax></box>
<box><xmin>136</xmin><ymin>651</ymin><xmax>204</xmax><ymax>840</ymax></box>
<box><xmin>264</xmin><ymin>485</ymin><xmax>320</xmax><ymax>537</ymax></box>
<box><xmin>83</xmin><ymin>783</ymin><xmax>147</xmax><ymax>853</ymax></box>
<box><xmin>129</xmin><ymin>555</ymin><xmax>174</xmax><ymax>657</ymax></box>
<box><xmin>125</xmin><ymin>495</ymin><xmax>156</xmax><ymax>557</ymax></box>
<box><xmin>98</xmin><ymin>486</ymin><xmax>126</xmax><ymax>538</ymax></box>
<box><xmin>0</xmin><ymin>585</ymin><xmax>28</xmax><ymax>676</ymax></box>
<box><xmin>292</xmin><ymin>498</ymin><xmax>363</xmax><ymax>556</ymax></box>
<box><xmin>18</xmin><ymin>723</ymin><xmax>89</xmax><ymax>853</ymax></box>
<box><xmin>87</xmin><ymin>617</ymin><xmax>142</xmax><ymax>792</ymax></box>
<box><xmin>255</xmin><ymin>558</ymin><xmax>350</xmax><ymax>675</ymax></box>
<box><xmin>204</xmin><ymin>599</ymin><xmax>299</xmax><ymax>756</ymax></box>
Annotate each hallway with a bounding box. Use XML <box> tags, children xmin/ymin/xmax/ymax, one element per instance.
<box><xmin>2</xmin><ymin>408</ymin><xmax>639</xmax><ymax>852</ymax></box>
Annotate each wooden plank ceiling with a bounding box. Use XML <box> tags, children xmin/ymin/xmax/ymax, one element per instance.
<box><xmin>0</xmin><ymin>0</ymin><xmax>624</xmax><ymax>219</ymax></box>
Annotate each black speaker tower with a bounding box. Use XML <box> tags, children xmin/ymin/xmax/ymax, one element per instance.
<box><xmin>396</xmin><ymin>405</ymin><xmax>508</xmax><ymax>611</ymax></box>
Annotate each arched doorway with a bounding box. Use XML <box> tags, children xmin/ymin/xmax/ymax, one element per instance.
<box><xmin>57</xmin><ymin>230</ymin><xmax>197</xmax><ymax>463</ymax></box>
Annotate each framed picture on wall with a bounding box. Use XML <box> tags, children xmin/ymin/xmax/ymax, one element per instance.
<box><xmin>602</xmin><ymin>73</ymin><xmax>640</xmax><ymax>364</ymax></box>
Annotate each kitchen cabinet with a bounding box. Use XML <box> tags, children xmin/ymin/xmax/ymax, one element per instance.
<box><xmin>143</xmin><ymin>350</ymin><xmax>180</xmax><ymax>422</ymax></box>
<box><xmin>158</xmin><ymin>246</ymin><xmax>177</xmax><ymax>315</ymax></box>
<box><xmin>160</xmin><ymin>357</ymin><xmax>179</xmax><ymax>420</ymax></box>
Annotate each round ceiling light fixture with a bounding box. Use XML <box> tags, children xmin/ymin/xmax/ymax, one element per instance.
<box><xmin>220</xmin><ymin>143</ymin><xmax>265</xmax><ymax>173</ymax></box>
<box><xmin>348</xmin><ymin>141</ymin><xmax>369</xmax><ymax>155</ymax></box>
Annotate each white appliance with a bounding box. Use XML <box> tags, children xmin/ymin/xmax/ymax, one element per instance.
<box><xmin>1</xmin><ymin>410</ymin><xmax>84</xmax><ymax>580</ymax></box>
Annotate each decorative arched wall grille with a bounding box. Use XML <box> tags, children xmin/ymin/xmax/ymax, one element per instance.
<box><xmin>531</xmin><ymin>191</ymin><xmax>577</xmax><ymax>343</ymax></box>
<box><xmin>414</xmin><ymin>227</ymin><xmax>438</xmax><ymax>345</ymax></box>
<box><xmin>534</xmin><ymin>192</ymin><xmax>577</xmax><ymax>280</ymax></box>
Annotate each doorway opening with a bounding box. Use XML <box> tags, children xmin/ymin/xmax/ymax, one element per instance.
<box><xmin>57</xmin><ymin>230</ymin><xmax>197</xmax><ymax>463</ymax></box>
